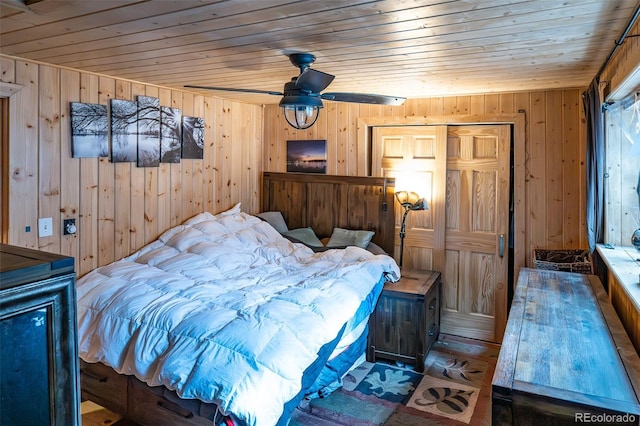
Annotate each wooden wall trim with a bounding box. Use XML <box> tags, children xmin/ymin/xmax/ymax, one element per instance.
<box><xmin>0</xmin><ymin>82</ymin><xmax>22</xmax><ymax>98</ymax></box>
<box><xmin>262</xmin><ymin>171</ymin><xmax>393</xmax><ymax>186</ymax></box>
<box><xmin>356</xmin><ymin>113</ymin><xmax>526</xmax><ymax>279</ymax></box>
<box><xmin>1</xmin><ymin>98</ymin><xmax>7</xmax><ymax>243</ymax></box>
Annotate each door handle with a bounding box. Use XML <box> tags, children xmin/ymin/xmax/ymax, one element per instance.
<box><xmin>499</xmin><ymin>234</ymin><xmax>504</xmax><ymax>258</ymax></box>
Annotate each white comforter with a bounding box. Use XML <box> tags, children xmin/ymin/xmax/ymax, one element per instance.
<box><xmin>77</xmin><ymin>205</ymin><xmax>400</xmax><ymax>426</ymax></box>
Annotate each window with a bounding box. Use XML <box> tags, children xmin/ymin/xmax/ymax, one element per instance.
<box><xmin>604</xmin><ymin>93</ymin><xmax>640</xmax><ymax>245</ymax></box>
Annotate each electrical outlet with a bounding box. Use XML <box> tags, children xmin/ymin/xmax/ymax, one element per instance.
<box><xmin>63</xmin><ymin>219</ymin><xmax>77</xmax><ymax>235</ymax></box>
<box><xmin>38</xmin><ymin>217</ymin><xmax>53</xmax><ymax>237</ymax></box>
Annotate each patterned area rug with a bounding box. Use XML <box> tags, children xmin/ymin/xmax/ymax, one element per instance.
<box><xmin>290</xmin><ymin>336</ymin><xmax>499</xmax><ymax>426</ymax></box>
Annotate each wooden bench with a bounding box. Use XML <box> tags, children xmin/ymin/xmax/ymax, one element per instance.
<box><xmin>492</xmin><ymin>267</ymin><xmax>640</xmax><ymax>425</ymax></box>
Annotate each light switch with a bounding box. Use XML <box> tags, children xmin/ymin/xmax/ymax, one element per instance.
<box><xmin>38</xmin><ymin>217</ymin><xmax>53</xmax><ymax>237</ymax></box>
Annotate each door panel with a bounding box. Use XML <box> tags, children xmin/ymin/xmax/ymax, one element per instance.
<box><xmin>443</xmin><ymin>125</ymin><xmax>509</xmax><ymax>342</ymax></box>
<box><xmin>372</xmin><ymin>126</ymin><xmax>447</xmax><ymax>273</ymax></box>
<box><xmin>373</xmin><ymin>124</ymin><xmax>510</xmax><ymax>343</ymax></box>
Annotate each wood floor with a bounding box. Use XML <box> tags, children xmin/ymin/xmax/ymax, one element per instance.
<box><xmin>81</xmin><ymin>401</ymin><xmax>132</xmax><ymax>426</ymax></box>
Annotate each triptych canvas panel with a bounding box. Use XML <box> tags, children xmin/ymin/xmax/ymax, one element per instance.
<box><xmin>70</xmin><ymin>96</ymin><xmax>204</xmax><ymax>166</ymax></box>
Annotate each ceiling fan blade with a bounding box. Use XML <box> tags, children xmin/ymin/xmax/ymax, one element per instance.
<box><xmin>321</xmin><ymin>92</ymin><xmax>406</xmax><ymax>106</ymax></box>
<box><xmin>295</xmin><ymin>69</ymin><xmax>335</xmax><ymax>94</ymax></box>
<box><xmin>184</xmin><ymin>85</ymin><xmax>283</xmax><ymax>96</ymax></box>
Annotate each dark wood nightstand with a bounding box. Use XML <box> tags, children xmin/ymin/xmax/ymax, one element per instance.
<box><xmin>367</xmin><ymin>269</ymin><xmax>441</xmax><ymax>372</ymax></box>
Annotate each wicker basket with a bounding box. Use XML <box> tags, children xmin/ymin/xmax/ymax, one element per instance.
<box><xmin>533</xmin><ymin>249</ymin><xmax>593</xmax><ymax>274</ymax></box>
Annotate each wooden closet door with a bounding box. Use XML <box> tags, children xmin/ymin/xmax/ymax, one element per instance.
<box><xmin>443</xmin><ymin>125</ymin><xmax>510</xmax><ymax>342</ymax></box>
<box><xmin>372</xmin><ymin>126</ymin><xmax>447</xmax><ymax>273</ymax></box>
<box><xmin>373</xmin><ymin>124</ymin><xmax>510</xmax><ymax>343</ymax></box>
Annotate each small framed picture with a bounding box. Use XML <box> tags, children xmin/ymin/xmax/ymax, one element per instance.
<box><xmin>286</xmin><ymin>140</ymin><xmax>327</xmax><ymax>173</ymax></box>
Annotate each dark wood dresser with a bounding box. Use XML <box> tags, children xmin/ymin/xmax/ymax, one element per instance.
<box><xmin>367</xmin><ymin>269</ymin><xmax>441</xmax><ymax>372</ymax></box>
<box><xmin>0</xmin><ymin>244</ymin><xmax>79</xmax><ymax>426</ymax></box>
<box><xmin>492</xmin><ymin>267</ymin><xmax>640</xmax><ymax>425</ymax></box>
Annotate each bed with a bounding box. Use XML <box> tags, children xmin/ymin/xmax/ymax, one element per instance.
<box><xmin>78</xmin><ymin>173</ymin><xmax>399</xmax><ymax>426</ymax></box>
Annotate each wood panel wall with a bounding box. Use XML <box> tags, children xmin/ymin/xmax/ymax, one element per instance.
<box><xmin>2</xmin><ymin>56</ymin><xmax>594</xmax><ymax>277</ymax></box>
<box><xmin>264</xmin><ymin>90</ymin><xmax>588</xmax><ymax>267</ymax></box>
<box><xmin>2</xmin><ymin>57</ymin><xmax>263</xmax><ymax>277</ymax></box>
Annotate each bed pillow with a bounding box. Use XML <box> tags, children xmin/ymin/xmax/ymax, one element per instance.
<box><xmin>366</xmin><ymin>241</ymin><xmax>387</xmax><ymax>255</ymax></box>
<box><xmin>219</xmin><ymin>202</ymin><xmax>241</xmax><ymax>216</ymax></box>
<box><xmin>326</xmin><ymin>228</ymin><xmax>375</xmax><ymax>249</ymax></box>
<box><xmin>282</xmin><ymin>227</ymin><xmax>324</xmax><ymax>247</ymax></box>
<box><xmin>256</xmin><ymin>211</ymin><xmax>289</xmax><ymax>233</ymax></box>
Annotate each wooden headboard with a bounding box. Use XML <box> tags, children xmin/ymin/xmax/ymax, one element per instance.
<box><xmin>261</xmin><ymin>172</ymin><xmax>396</xmax><ymax>255</ymax></box>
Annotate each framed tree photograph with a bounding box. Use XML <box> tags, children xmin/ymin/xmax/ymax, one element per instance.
<box><xmin>70</xmin><ymin>102</ymin><xmax>108</xmax><ymax>158</ymax></box>
<box><xmin>160</xmin><ymin>106</ymin><xmax>182</xmax><ymax>163</ymax></box>
<box><xmin>286</xmin><ymin>140</ymin><xmax>327</xmax><ymax>173</ymax></box>
<box><xmin>110</xmin><ymin>99</ymin><xmax>138</xmax><ymax>162</ymax></box>
<box><xmin>136</xmin><ymin>95</ymin><xmax>160</xmax><ymax>167</ymax></box>
<box><xmin>181</xmin><ymin>116</ymin><xmax>204</xmax><ymax>159</ymax></box>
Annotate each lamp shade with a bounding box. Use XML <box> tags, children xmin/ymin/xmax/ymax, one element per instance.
<box><xmin>281</xmin><ymin>104</ymin><xmax>321</xmax><ymax>129</ymax></box>
<box><xmin>395</xmin><ymin>190</ymin><xmax>428</xmax><ymax>210</ymax></box>
<box><xmin>395</xmin><ymin>190</ymin><xmax>427</xmax><ymax>267</ymax></box>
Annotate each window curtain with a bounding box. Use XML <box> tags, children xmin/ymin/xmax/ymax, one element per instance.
<box><xmin>582</xmin><ymin>79</ymin><xmax>605</xmax><ymax>253</ymax></box>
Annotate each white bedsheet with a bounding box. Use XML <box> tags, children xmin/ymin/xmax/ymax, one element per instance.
<box><xmin>77</xmin><ymin>205</ymin><xmax>400</xmax><ymax>426</ymax></box>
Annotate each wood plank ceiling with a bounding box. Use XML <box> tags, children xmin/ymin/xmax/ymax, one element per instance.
<box><xmin>1</xmin><ymin>0</ymin><xmax>638</xmax><ymax>104</ymax></box>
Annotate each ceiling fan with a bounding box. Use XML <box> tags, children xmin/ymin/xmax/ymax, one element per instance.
<box><xmin>185</xmin><ymin>53</ymin><xmax>406</xmax><ymax>129</ymax></box>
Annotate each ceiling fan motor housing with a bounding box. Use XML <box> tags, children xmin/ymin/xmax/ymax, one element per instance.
<box><xmin>288</xmin><ymin>53</ymin><xmax>316</xmax><ymax>72</ymax></box>
<box><xmin>280</xmin><ymin>80</ymin><xmax>323</xmax><ymax>107</ymax></box>
<box><xmin>279</xmin><ymin>79</ymin><xmax>323</xmax><ymax>129</ymax></box>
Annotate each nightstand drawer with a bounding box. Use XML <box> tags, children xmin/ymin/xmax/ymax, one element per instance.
<box><xmin>427</xmin><ymin>291</ymin><xmax>439</xmax><ymax>313</ymax></box>
<box><xmin>425</xmin><ymin>288</ymin><xmax>439</xmax><ymax>322</ymax></box>
<box><xmin>426</xmin><ymin>321</ymin><xmax>439</xmax><ymax>351</ymax></box>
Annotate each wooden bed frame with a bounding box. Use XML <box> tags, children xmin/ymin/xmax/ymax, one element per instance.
<box><xmin>262</xmin><ymin>172</ymin><xmax>397</xmax><ymax>255</ymax></box>
<box><xmin>80</xmin><ymin>172</ymin><xmax>398</xmax><ymax>426</ymax></box>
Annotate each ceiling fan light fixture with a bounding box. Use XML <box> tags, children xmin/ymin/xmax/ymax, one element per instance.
<box><xmin>279</xmin><ymin>95</ymin><xmax>323</xmax><ymax>130</ymax></box>
<box><xmin>185</xmin><ymin>52</ymin><xmax>405</xmax><ymax>129</ymax></box>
